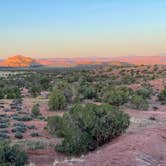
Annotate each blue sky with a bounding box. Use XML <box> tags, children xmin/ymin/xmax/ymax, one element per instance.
<box><xmin>0</xmin><ymin>0</ymin><xmax>166</xmax><ymax>58</ymax></box>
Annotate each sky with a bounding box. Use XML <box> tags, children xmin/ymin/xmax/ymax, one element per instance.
<box><xmin>0</xmin><ymin>0</ymin><xmax>166</xmax><ymax>58</ymax></box>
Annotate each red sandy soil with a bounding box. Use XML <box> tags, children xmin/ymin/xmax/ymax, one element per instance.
<box><xmin>149</xmin><ymin>78</ymin><xmax>166</xmax><ymax>91</ymax></box>
<box><xmin>11</xmin><ymin>97</ymin><xmax>63</xmax><ymax>141</ymax></box>
<box><xmin>129</xmin><ymin>78</ymin><xmax>166</xmax><ymax>92</ymax></box>
<box><xmin>72</xmin><ymin>125</ymin><xmax>166</xmax><ymax>166</ymax></box>
<box><xmin>27</xmin><ymin>108</ymin><xmax>166</xmax><ymax>166</ymax></box>
<box><xmin>1</xmin><ymin>79</ymin><xmax>165</xmax><ymax>166</ymax></box>
<box><xmin>26</xmin><ymin>78</ymin><xmax>166</xmax><ymax>166</ymax></box>
<box><xmin>27</xmin><ymin>93</ymin><xmax>166</xmax><ymax>166</ymax></box>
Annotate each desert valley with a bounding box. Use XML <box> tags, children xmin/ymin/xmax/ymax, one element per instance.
<box><xmin>1</xmin><ymin>1</ymin><xmax>166</xmax><ymax>166</ymax></box>
<box><xmin>0</xmin><ymin>55</ymin><xmax>166</xmax><ymax>68</ymax></box>
<box><xmin>0</xmin><ymin>55</ymin><xmax>165</xmax><ymax>165</ymax></box>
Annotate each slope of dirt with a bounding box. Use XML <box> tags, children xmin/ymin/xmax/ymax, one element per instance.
<box><xmin>26</xmin><ymin>77</ymin><xmax>166</xmax><ymax>166</ymax></box>
<box><xmin>70</xmin><ymin>125</ymin><xmax>166</xmax><ymax>166</ymax></box>
<box><xmin>27</xmin><ymin>107</ymin><xmax>166</xmax><ymax>166</ymax></box>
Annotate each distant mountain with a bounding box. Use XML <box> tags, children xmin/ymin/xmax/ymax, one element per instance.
<box><xmin>110</xmin><ymin>56</ymin><xmax>166</xmax><ymax>65</ymax></box>
<box><xmin>36</xmin><ymin>58</ymin><xmax>131</xmax><ymax>67</ymax></box>
<box><xmin>37</xmin><ymin>56</ymin><xmax>166</xmax><ymax>66</ymax></box>
<box><xmin>0</xmin><ymin>55</ymin><xmax>165</xmax><ymax>68</ymax></box>
<box><xmin>0</xmin><ymin>55</ymin><xmax>41</xmax><ymax>67</ymax></box>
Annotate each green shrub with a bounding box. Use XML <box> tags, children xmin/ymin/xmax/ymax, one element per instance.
<box><xmin>103</xmin><ymin>86</ymin><xmax>132</xmax><ymax>106</ymax></box>
<box><xmin>57</xmin><ymin>82</ymin><xmax>74</xmax><ymax>103</ymax></box>
<box><xmin>13</xmin><ymin>115</ymin><xmax>32</xmax><ymax>121</ymax></box>
<box><xmin>31</xmin><ymin>104</ymin><xmax>40</xmax><ymax>117</ymax></box>
<box><xmin>21</xmin><ymin>116</ymin><xmax>32</xmax><ymax>121</ymax></box>
<box><xmin>0</xmin><ymin>114</ymin><xmax>8</xmax><ymax>118</ymax></box>
<box><xmin>121</xmin><ymin>75</ymin><xmax>136</xmax><ymax>84</ymax></box>
<box><xmin>0</xmin><ymin>86</ymin><xmax>21</xmax><ymax>99</ymax></box>
<box><xmin>136</xmin><ymin>87</ymin><xmax>152</xmax><ymax>99</ymax></box>
<box><xmin>12</xmin><ymin>126</ymin><xmax>27</xmax><ymax>133</ymax></box>
<box><xmin>29</xmin><ymin>86</ymin><xmax>41</xmax><ymax>97</ymax></box>
<box><xmin>11</xmin><ymin>128</ymin><xmax>17</xmax><ymax>133</ymax></box>
<box><xmin>79</xmin><ymin>84</ymin><xmax>97</xmax><ymax>99</ymax></box>
<box><xmin>49</xmin><ymin>88</ymin><xmax>67</xmax><ymax>111</ymax></box>
<box><xmin>131</xmin><ymin>95</ymin><xmax>149</xmax><ymax>110</ymax></box>
<box><xmin>0</xmin><ymin>117</ymin><xmax>9</xmax><ymax>123</ymax></box>
<box><xmin>149</xmin><ymin>116</ymin><xmax>156</xmax><ymax>121</ymax></box>
<box><xmin>12</xmin><ymin>123</ymin><xmax>27</xmax><ymax>133</ymax></box>
<box><xmin>26</xmin><ymin>140</ymin><xmax>45</xmax><ymax>150</ymax></box>
<box><xmin>0</xmin><ymin>141</ymin><xmax>28</xmax><ymax>166</ymax></box>
<box><xmin>47</xmin><ymin>116</ymin><xmax>63</xmax><ymax>134</ymax></box>
<box><xmin>15</xmin><ymin>132</ymin><xmax>23</xmax><ymax>139</ymax></box>
<box><xmin>37</xmin><ymin>115</ymin><xmax>45</xmax><ymax>120</ymax></box>
<box><xmin>0</xmin><ymin>133</ymin><xmax>9</xmax><ymax>140</ymax></box>
<box><xmin>55</xmin><ymin>103</ymin><xmax>130</xmax><ymax>155</ymax></box>
<box><xmin>27</xmin><ymin>125</ymin><xmax>36</xmax><ymax>129</ymax></box>
<box><xmin>158</xmin><ymin>87</ymin><xmax>166</xmax><ymax>104</ymax></box>
<box><xmin>14</xmin><ymin>122</ymin><xmax>26</xmax><ymax>128</ymax></box>
<box><xmin>0</xmin><ymin>130</ymin><xmax>8</xmax><ymax>134</ymax></box>
<box><xmin>0</xmin><ymin>123</ymin><xmax>8</xmax><ymax>129</ymax></box>
<box><xmin>31</xmin><ymin>132</ymin><xmax>39</xmax><ymax>137</ymax></box>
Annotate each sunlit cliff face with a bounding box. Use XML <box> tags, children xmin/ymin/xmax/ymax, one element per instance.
<box><xmin>0</xmin><ymin>55</ymin><xmax>36</xmax><ymax>67</ymax></box>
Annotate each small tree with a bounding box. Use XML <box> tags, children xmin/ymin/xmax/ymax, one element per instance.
<box><xmin>79</xmin><ymin>84</ymin><xmax>97</xmax><ymax>99</ymax></box>
<box><xmin>131</xmin><ymin>95</ymin><xmax>149</xmax><ymax>110</ymax></box>
<box><xmin>31</xmin><ymin>104</ymin><xmax>40</xmax><ymax>117</ymax></box>
<box><xmin>158</xmin><ymin>86</ymin><xmax>166</xmax><ymax>104</ymax></box>
<box><xmin>0</xmin><ymin>141</ymin><xmax>28</xmax><ymax>166</ymax></box>
<box><xmin>29</xmin><ymin>86</ymin><xmax>41</xmax><ymax>97</ymax></box>
<box><xmin>2</xmin><ymin>86</ymin><xmax>21</xmax><ymax>99</ymax></box>
<box><xmin>103</xmin><ymin>86</ymin><xmax>132</xmax><ymax>106</ymax></box>
<box><xmin>49</xmin><ymin>88</ymin><xmax>66</xmax><ymax>111</ymax></box>
<box><xmin>47</xmin><ymin>116</ymin><xmax>63</xmax><ymax>134</ymax></box>
<box><xmin>54</xmin><ymin>81</ymin><xmax>74</xmax><ymax>103</ymax></box>
<box><xmin>54</xmin><ymin>103</ymin><xmax>130</xmax><ymax>154</ymax></box>
<box><xmin>40</xmin><ymin>77</ymin><xmax>50</xmax><ymax>90</ymax></box>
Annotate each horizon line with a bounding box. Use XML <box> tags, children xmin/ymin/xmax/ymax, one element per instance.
<box><xmin>0</xmin><ymin>54</ymin><xmax>166</xmax><ymax>60</ymax></box>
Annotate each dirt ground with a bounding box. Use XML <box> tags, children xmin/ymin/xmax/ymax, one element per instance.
<box><xmin>28</xmin><ymin>107</ymin><xmax>166</xmax><ymax>166</ymax></box>
<box><xmin>1</xmin><ymin>78</ymin><xmax>166</xmax><ymax>166</ymax></box>
<box><xmin>27</xmin><ymin>78</ymin><xmax>166</xmax><ymax>166</ymax></box>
